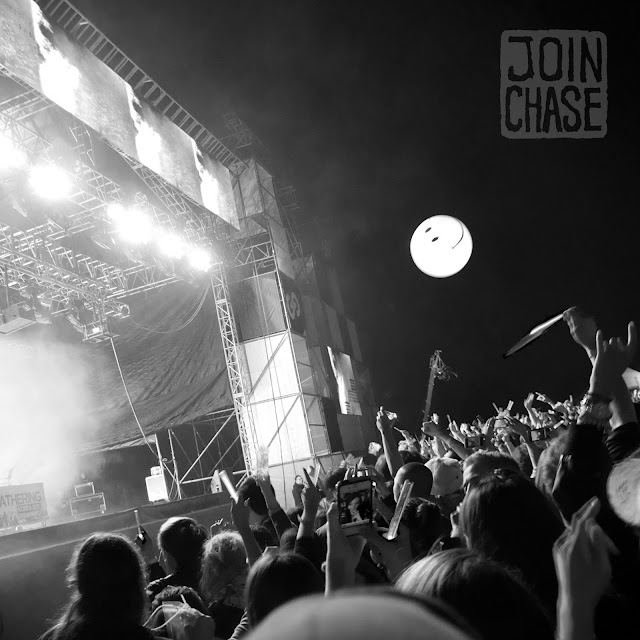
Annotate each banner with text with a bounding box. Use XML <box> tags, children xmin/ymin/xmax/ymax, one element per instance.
<box><xmin>0</xmin><ymin>483</ymin><xmax>48</xmax><ymax>529</ymax></box>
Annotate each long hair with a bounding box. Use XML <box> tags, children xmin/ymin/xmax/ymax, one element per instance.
<box><xmin>42</xmin><ymin>533</ymin><xmax>147</xmax><ymax>640</ymax></box>
<box><xmin>199</xmin><ymin>530</ymin><xmax>247</xmax><ymax>605</ymax></box>
<box><xmin>396</xmin><ymin>549</ymin><xmax>554</xmax><ymax>640</ymax></box>
<box><xmin>157</xmin><ymin>517</ymin><xmax>208</xmax><ymax>583</ymax></box>
<box><xmin>459</xmin><ymin>469</ymin><xmax>563</xmax><ymax>615</ymax></box>
<box><xmin>245</xmin><ymin>552</ymin><xmax>324</xmax><ymax>627</ymax></box>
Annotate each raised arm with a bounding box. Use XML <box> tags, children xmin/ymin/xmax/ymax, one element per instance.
<box><xmin>256</xmin><ymin>475</ymin><xmax>294</xmax><ymax>540</ymax></box>
<box><xmin>231</xmin><ymin>499</ymin><xmax>262</xmax><ymax>566</ymax></box>
<box><xmin>295</xmin><ymin>470</ymin><xmax>322</xmax><ymax>567</ymax></box>
<box><xmin>523</xmin><ymin>393</ymin><xmax>543</xmax><ymax>429</ymax></box>
<box><xmin>422</xmin><ymin>416</ymin><xmax>473</xmax><ymax>460</ymax></box>
<box><xmin>564</xmin><ymin>307</ymin><xmax>640</xmax><ymax>459</ymax></box>
<box><xmin>377</xmin><ymin>408</ymin><xmax>403</xmax><ymax>477</ymax></box>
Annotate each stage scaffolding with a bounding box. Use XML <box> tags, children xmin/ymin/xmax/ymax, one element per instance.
<box><xmin>0</xmin><ymin>0</ymin><xmax>339</xmax><ymax>501</ymax></box>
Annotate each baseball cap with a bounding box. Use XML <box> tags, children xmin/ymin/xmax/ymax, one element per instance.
<box><xmin>426</xmin><ymin>457</ymin><xmax>463</xmax><ymax>496</ymax></box>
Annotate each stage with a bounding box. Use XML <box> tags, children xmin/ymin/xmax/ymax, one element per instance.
<box><xmin>0</xmin><ymin>3</ymin><xmax>378</xmax><ymax>637</ymax></box>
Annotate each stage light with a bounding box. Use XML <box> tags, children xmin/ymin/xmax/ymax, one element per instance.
<box><xmin>0</xmin><ymin>132</ymin><xmax>27</xmax><ymax>170</ymax></box>
<box><xmin>410</xmin><ymin>215</ymin><xmax>473</xmax><ymax>278</ymax></box>
<box><xmin>109</xmin><ymin>205</ymin><xmax>153</xmax><ymax>244</ymax></box>
<box><xmin>107</xmin><ymin>203</ymin><xmax>126</xmax><ymax>220</ymax></box>
<box><xmin>156</xmin><ymin>232</ymin><xmax>186</xmax><ymax>259</ymax></box>
<box><xmin>189</xmin><ymin>247</ymin><xmax>212</xmax><ymax>272</ymax></box>
<box><xmin>29</xmin><ymin>164</ymin><xmax>73</xmax><ymax>200</ymax></box>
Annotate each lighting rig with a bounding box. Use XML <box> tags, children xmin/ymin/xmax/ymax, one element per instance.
<box><xmin>0</xmin><ymin>107</ymin><xmax>221</xmax><ymax>341</ymax></box>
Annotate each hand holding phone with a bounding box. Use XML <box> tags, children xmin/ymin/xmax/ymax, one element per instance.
<box><xmin>528</xmin><ymin>427</ymin><xmax>553</xmax><ymax>443</ymax></box>
<box><xmin>464</xmin><ymin>434</ymin><xmax>486</xmax><ymax>449</ymax></box>
<box><xmin>132</xmin><ymin>512</ymin><xmax>157</xmax><ymax>564</ymax></box>
<box><xmin>337</xmin><ymin>477</ymin><xmax>374</xmax><ymax>536</ymax></box>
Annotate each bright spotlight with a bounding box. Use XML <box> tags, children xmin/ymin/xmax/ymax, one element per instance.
<box><xmin>107</xmin><ymin>203</ymin><xmax>126</xmax><ymax>220</ymax></box>
<box><xmin>189</xmin><ymin>247</ymin><xmax>212</xmax><ymax>272</ymax></box>
<box><xmin>0</xmin><ymin>132</ymin><xmax>27</xmax><ymax>170</ymax></box>
<box><xmin>109</xmin><ymin>206</ymin><xmax>153</xmax><ymax>244</ymax></box>
<box><xmin>157</xmin><ymin>232</ymin><xmax>186</xmax><ymax>259</ymax></box>
<box><xmin>29</xmin><ymin>164</ymin><xmax>73</xmax><ymax>200</ymax></box>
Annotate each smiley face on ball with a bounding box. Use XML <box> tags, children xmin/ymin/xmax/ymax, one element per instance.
<box><xmin>410</xmin><ymin>215</ymin><xmax>473</xmax><ymax>278</ymax></box>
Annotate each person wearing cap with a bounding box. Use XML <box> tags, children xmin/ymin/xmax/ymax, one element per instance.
<box><xmin>243</xmin><ymin>592</ymin><xmax>477</xmax><ymax>640</ymax></box>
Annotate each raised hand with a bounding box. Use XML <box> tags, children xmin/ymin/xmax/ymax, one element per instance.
<box><xmin>481</xmin><ymin>416</ymin><xmax>496</xmax><ymax>436</ymax></box>
<box><xmin>563</xmin><ymin>307</ymin><xmax>598</xmax><ymax>355</ymax></box>
<box><xmin>504</xmin><ymin>416</ymin><xmax>530</xmax><ymax>439</ymax></box>
<box><xmin>554</xmin><ymin>497</ymin><xmax>618</xmax><ymax>614</ymax></box>
<box><xmin>524</xmin><ymin>392</ymin><xmax>536</xmax><ymax>411</ymax></box>
<box><xmin>448</xmin><ymin>419</ymin><xmax>465</xmax><ymax>443</ymax></box>
<box><xmin>376</xmin><ymin>406</ymin><xmax>397</xmax><ymax>432</ymax></box>
<box><xmin>422</xmin><ymin>416</ymin><xmax>447</xmax><ymax>439</ymax></box>
<box><xmin>536</xmin><ymin>392</ymin><xmax>554</xmax><ymax>406</ymax></box>
<box><xmin>230</xmin><ymin>497</ymin><xmax>252</xmax><ymax>530</ymax></box>
<box><xmin>301</xmin><ymin>468</ymin><xmax>322</xmax><ymax>515</ymax></box>
<box><xmin>396</xmin><ymin>427</ymin><xmax>417</xmax><ymax>446</ymax></box>
<box><xmin>590</xmin><ymin>323</ymin><xmax>637</xmax><ymax>397</ymax></box>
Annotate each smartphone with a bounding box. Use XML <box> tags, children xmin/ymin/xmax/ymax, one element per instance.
<box><xmin>219</xmin><ymin>470</ymin><xmax>238</xmax><ymax>502</ymax></box>
<box><xmin>464</xmin><ymin>434</ymin><xmax>485</xmax><ymax>449</ymax></box>
<box><xmin>528</xmin><ymin>427</ymin><xmax>553</xmax><ymax>442</ymax></box>
<box><xmin>337</xmin><ymin>478</ymin><xmax>374</xmax><ymax>534</ymax></box>
<box><xmin>384</xmin><ymin>480</ymin><xmax>413</xmax><ymax>540</ymax></box>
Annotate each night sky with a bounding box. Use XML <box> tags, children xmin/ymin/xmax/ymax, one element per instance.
<box><xmin>74</xmin><ymin>0</ymin><xmax>639</xmax><ymax>431</ymax></box>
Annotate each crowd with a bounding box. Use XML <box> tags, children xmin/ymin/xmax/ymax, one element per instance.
<box><xmin>39</xmin><ymin>308</ymin><xmax>640</xmax><ymax>640</ymax></box>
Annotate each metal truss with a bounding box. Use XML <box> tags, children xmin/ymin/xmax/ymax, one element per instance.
<box><xmin>210</xmin><ymin>267</ymin><xmax>259</xmax><ymax>474</ymax></box>
<box><xmin>121</xmin><ymin>156</ymin><xmax>214</xmax><ymax>245</ymax></box>
<box><xmin>0</xmin><ymin>88</ymin><xmax>52</xmax><ymax>123</ymax></box>
<box><xmin>231</xmin><ymin>235</ymin><xmax>276</xmax><ymax>274</ymax></box>
<box><xmin>1</xmin><ymin>224</ymin><xmax>125</xmax><ymax>311</ymax></box>
<box><xmin>164</xmin><ymin>408</ymin><xmax>246</xmax><ymax>498</ymax></box>
<box><xmin>36</xmin><ymin>0</ymin><xmax>246</xmax><ymax>173</ymax></box>
<box><xmin>0</xmin><ymin>105</ymin><xmax>189</xmax><ymax>299</ymax></box>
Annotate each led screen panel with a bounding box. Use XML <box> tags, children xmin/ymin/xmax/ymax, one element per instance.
<box><xmin>0</xmin><ymin>0</ymin><xmax>239</xmax><ymax>228</ymax></box>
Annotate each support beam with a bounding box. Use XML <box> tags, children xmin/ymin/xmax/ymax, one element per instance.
<box><xmin>210</xmin><ymin>267</ymin><xmax>258</xmax><ymax>473</ymax></box>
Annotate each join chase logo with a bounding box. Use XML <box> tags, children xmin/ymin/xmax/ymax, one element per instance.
<box><xmin>500</xmin><ymin>30</ymin><xmax>607</xmax><ymax>138</ymax></box>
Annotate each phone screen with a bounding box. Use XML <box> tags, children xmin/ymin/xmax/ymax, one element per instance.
<box><xmin>464</xmin><ymin>434</ymin><xmax>485</xmax><ymax>449</ymax></box>
<box><xmin>529</xmin><ymin>427</ymin><xmax>551</xmax><ymax>442</ymax></box>
<box><xmin>337</xmin><ymin>478</ymin><xmax>373</xmax><ymax>531</ymax></box>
